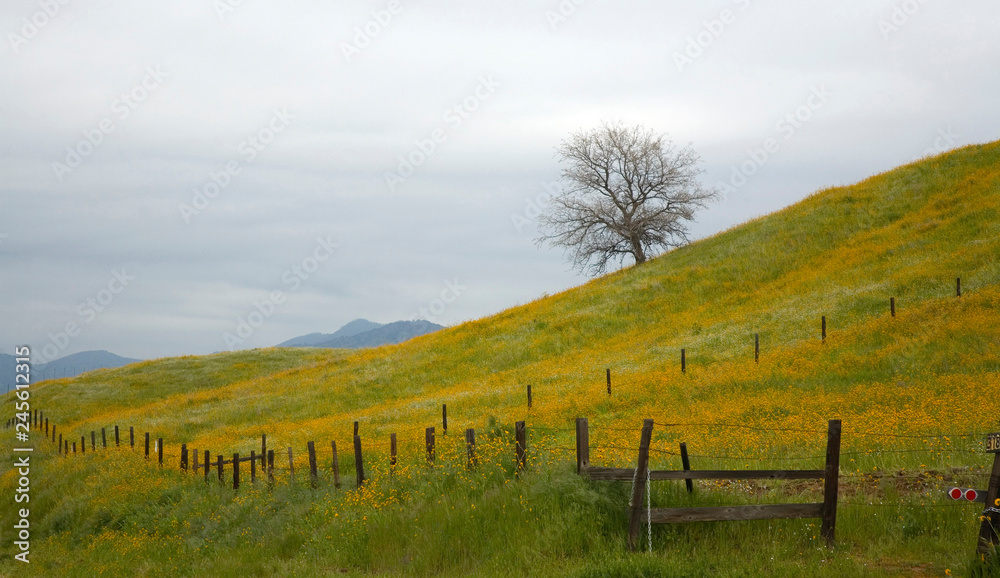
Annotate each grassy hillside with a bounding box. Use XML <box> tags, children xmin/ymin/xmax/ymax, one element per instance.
<box><xmin>3</xmin><ymin>141</ymin><xmax>1000</xmax><ymax>576</ymax></box>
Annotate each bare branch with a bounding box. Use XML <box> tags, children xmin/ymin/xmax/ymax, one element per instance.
<box><xmin>536</xmin><ymin>121</ymin><xmax>719</xmax><ymax>276</ymax></box>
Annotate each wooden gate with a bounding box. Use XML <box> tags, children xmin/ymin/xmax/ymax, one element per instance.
<box><xmin>577</xmin><ymin>418</ymin><xmax>841</xmax><ymax>551</ymax></box>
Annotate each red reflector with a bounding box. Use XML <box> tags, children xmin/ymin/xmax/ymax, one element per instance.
<box><xmin>966</xmin><ymin>489</ymin><xmax>979</xmax><ymax>501</ymax></box>
<box><xmin>949</xmin><ymin>487</ymin><xmax>963</xmax><ymax>500</ymax></box>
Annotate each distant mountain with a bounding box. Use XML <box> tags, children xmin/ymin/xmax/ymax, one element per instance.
<box><xmin>0</xmin><ymin>349</ymin><xmax>141</xmax><ymax>388</ymax></box>
<box><xmin>277</xmin><ymin>332</ymin><xmax>331</xmax><ymax>348</ymax></box>
<box><xmin>314</xmin><ymin>320</ymin><xmax>443</xmax><ymax>348</ymax></box>
<box><xmin>280</xmin><ymin>319</ymin><xmax>443</xmax><ymax>349</ymax></box>
<box><xmin>330</xmin><ymin>319</ymin><xmax>385</xmax><ymax>339</ymax></box>
<box><xmin>0</xmin><ymin>353</ymin><xmax>16</xmax><ymax>391</ymax></box>
<box><xmin>278</xmin><ymin>318</ymin><xmax>383</xmax><ymax>347</ymax></box>
<box><xmin>37</xmin><ymin>350</ymin><xmax>141</xmax><ymax>381</ymax></box>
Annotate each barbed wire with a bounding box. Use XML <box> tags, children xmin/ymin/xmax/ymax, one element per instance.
<box><xmin>591</xmin><ymin>426</ymin><xmax>645</xmax><ymax>434</ymax></box>
<box><xmin>840</xmin><ymin>448</ymin><xmax>982</xmax><ymax>456</ymax></box>
<box><xmin>653</xmin><ymin>422</ymin><xmax>827</xmax><ymax>434</ymax></box>
<box><xmin>844</xmin><ymin>430</ymin><xmax>989</xmax><ymax>439</ymax></box>
<box><xmin>527</xmin><ymin>425</ymin><xmax>575</xmax><ymax>433</ymax></box>
<box><xmin>684</xmin><ymin>453</ymin><xmax>826</xmax><ymax>461</ymax></box>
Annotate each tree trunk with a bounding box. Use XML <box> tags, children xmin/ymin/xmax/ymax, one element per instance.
<box><xmin>630</xmin><ymin>237</ymin><xmax>646</xmax><ymax>265</ymax></box>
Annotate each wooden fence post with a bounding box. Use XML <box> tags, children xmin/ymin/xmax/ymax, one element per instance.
<box><xmin>575</xmin><ymin>418</ymin><xmax>590</xmax><ymax>474</ymax></box>
<box><xmin>217</xmin><ymin>455</ymin><xmax>223</xmax><ymax>483</ymax></box>
<box><xmin>130</xmin><ymin>426</ymin><xmax>134</xmax><ymax>449</ymax></box>
<box><xmin>607</xmin><ymin>368</ymin><xmax>612</xmax><ymax>396</ymax></box>
<box><xmin>680</xmin><ymin>442</ymin><xmax>693</xmax><ymax>493</ymax></box>
<box><xmin>681</xmin><ymin>349</ymin><xmax>686</xmax><ymax>373</ymax></box>
<box><xmin>193</xmin><ymin>448</ymin><xmax>198</xmax><ymax>474</ymax></box>
<box><xmin>233</xmin><ymin>453</ymin><xmax>240</xmax><ymax>490</ymax></box>
<box><xmin>261</xmin><ymin>434</ymin><xmax>267</xmax><ymax>471</ymax></box>
<box><xmin>442</xmin><ymin>404</ymin><xmax>448</xmax><ymax>435</ymax></box>
<box><xmin>755</xmin><ymin>333</ymin><xmax>760</xmax><ymax>363</ymax></box>
<box><xmin>204</xmin><ymin>450</ymin><xmax>210</xmax><ymax>481</ymax></box>
<box><xmin>144</xmin><ymin>433</ymin><xmax>149</xmax><ymax>459</ymax></box>
<box><xmin>331</xmin><ymin>441</ymin><xmax>341</xmax><ymax>488</ymax></box>
<box><xmin>820</xmin><ymin>419</ymin><xmax>841</xmax><ymax>547</ymax></box>
<box><xmin>102</xmin><ymin>428</ymin><xmax>106</xmax><ymax>448</ymax></box>
<box><xmin>288</xmin><ymin>448</ymin><xmax>295</xmax><ymax>484</ymax></box>
<box><xmin>45</xmin><ymin>418</ymin><xmax>49</xmax><ymax>437</ymax></box>
<box><xmin>977</xmin><ymin>449</ymin><xmax>1000</xmax><ymax>553</ymax></box>
<box><xmin>250</xmin><ymin>451</ymin><xmax>256</xmax><ymax>484</ymax></box>
<box><xmin>515</xmin><ymin>421</ymin><xmax>526</xmax><ymax>473</ymax></box>
<box><xmin>308</xmin><ymin>441</ymin><xmax>318</xmax><ymax>487</ymax></box>
<box><xmin>267</xmin><ymin>450</ymin><xmax>275</xmax><ymax>484</ymax></box>
<box><xmin>51</xmin><ymin>423</ymin><xmax>55</xmax><ymax>443</ymax></box>
<box><xmin>181</xmin><ymin>444</ymin><xmax>188</xmax><ymax>471</ymax></box>
<box><xmin>73</xmin><ymin>442</ymin><xmax>76</xmax><ymax>454</ymax></box>
<box><xmin>822</xmin><ymin>316</ymin><xmax>827</xmax><ymax>342</ymax></box>
<box><xmin>353</xmin><ymin>421</ymin><xmax>359</xmax><ymax>438</ymax></box>
<box><xmin>465</xmin><ymin>428</ymin><xmax>477</xmax><ymax>469</ymax></box>
<box><xmin>957</xmin><ymin>277</ymin><xmax>962</xmax><ymax>297</ymax></box>
<box><xmin>527</xmin><ymin>384</ymin><xmax>532</xmax><ymax>408</ymax></box>
<box><xmin>91</xmin><ymin>431</ymin><xmax>96</xmax><ymax>451</ymax></box>
<box><xmin>114</xmin><ymin>425</ymin><xmax>119</xmax><ymax>447</ymax></box>
<box><xmin>890</xmin><ymin>297</ymin><xmax>896</xmax><ymax>317</ymax></box>
<box><xmin>354</xmin><ymin>435</ymin><xmax>365</xmax><ymax>487</ymax></box>
<box><xmin>81</xmin><ymin>435</ymin><xmax>86</xmax><ymax>454</ymax></box>
<box><xmin>58</xmin><ymin>434</ymin><xmax>62</xmax><ymax>454</ymax></box>
<box><xmin>426</xmin><ymin>427</ymin><xmax>435</xmax><ymax>464</ymax></box>
<box><xmin>158</xmin><ymin>438</ymin><xmax>163</xmax><ymax>466</ymax></box>
<box><xmin>390</xmin><ymin>433</ymin><xmax>397</xmax><ymax>467</ymax></box>
<box><xmin>627</xmin><ymin>419</ymin><xmax>655</xmax><ymax>552</ymax></box>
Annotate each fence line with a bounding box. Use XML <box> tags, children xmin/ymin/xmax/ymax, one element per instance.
<box><xmin>8</xmin><ymin>408</ymin><xmax>1000</xmax><ymax>555</ymax></box>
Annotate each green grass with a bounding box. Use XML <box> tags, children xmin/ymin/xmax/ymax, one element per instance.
<box><xmin>4</xmin><ymin>142</ymin><xmax>1000</xmax><ymax>575</ymax></box>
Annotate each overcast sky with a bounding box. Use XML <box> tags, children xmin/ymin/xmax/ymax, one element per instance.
<box><xmin>1</xmin><ymin>0</ymin><xmax>997</xmax><ymax>363</ymax></box>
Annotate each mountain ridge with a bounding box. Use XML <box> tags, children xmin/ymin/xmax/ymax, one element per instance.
<box><xmin>0</xmin><ymin>349</ymin><xmax>141</xmax><ymax>384</ymax></box>
<box><xmin>279</xmin><ymin>318</ymin><xmax>442</xmax><ymax>349</ymax></box>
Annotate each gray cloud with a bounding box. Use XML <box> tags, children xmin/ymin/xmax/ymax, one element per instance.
<box><xmin>2</xmin><ymin>0</ymin><xmax>998</xmax><ymax>360</ymax></box>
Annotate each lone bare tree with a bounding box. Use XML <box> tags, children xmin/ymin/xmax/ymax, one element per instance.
<box><xmin>537</xmin><ymin>122</ymin><xmax>719</xmax><ymax>276</ymax></box>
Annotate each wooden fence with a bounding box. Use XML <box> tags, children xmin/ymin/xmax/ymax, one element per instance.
<box><xmin>10</xmin><ymin>407</ymin><xmax>1000</xmax><ymax>558</ymax></box>
<box><xmin>11</xmin><ymin>413</ymin><xmax>532</xmax><ymax>492</ymax></box>
<box><xmin>574</xmin><ymin>417</ymin><xmax>842</xmax><ymax>550</ymax></box>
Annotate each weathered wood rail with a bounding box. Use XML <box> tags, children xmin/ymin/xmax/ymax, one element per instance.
<box><xmin>576</xmin><ymin>417</ymin><xmax>841</xmax><ymax>551</ymax></box>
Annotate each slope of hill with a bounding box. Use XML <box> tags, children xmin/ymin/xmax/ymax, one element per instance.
<box><xmin>5</xmin><ymin>142</ymin><xmax>1000</xmax><ymax>576</ymax></box>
